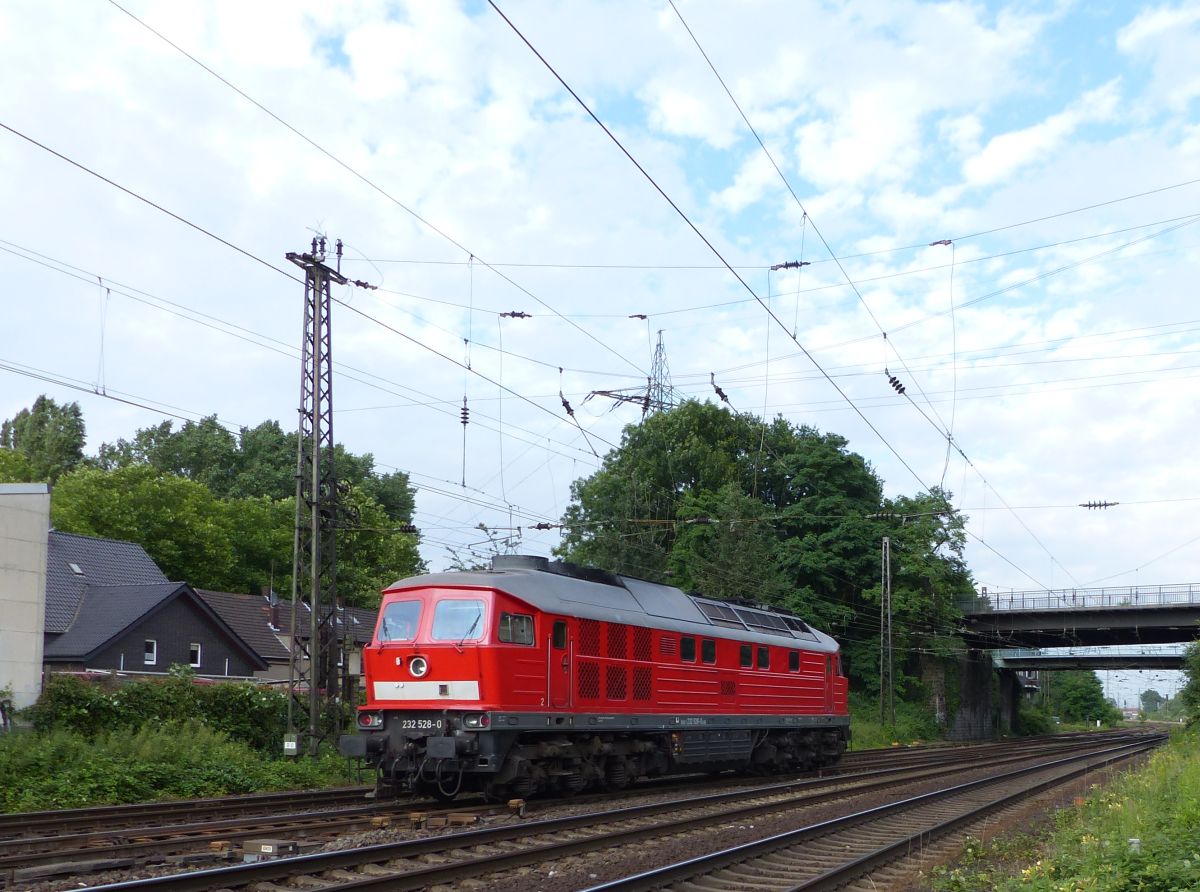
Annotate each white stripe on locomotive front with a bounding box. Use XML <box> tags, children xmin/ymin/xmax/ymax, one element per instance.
<box><xmin>373</xmin><ymin>680</ymin><xmax>481</xmax><ymax>701</ymax></box>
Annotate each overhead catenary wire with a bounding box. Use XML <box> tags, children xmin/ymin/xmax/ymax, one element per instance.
<box><xmin>488</xmin><ymin>0</ymin><xmax>1051</xmax><ymax>590</ymax></box>
<box><xmin>0</xmin><ymin>120</ymin><xmax>624</xmax><ymax>460</ymax></box>
<box><xmin>0</xmin><ymin>240</ymin><xmax>611</xmax><ymax>465</ymax></box>
<box><xmin>103</xmin><ymin>0</ymin><xmax>649</xmax><ymax>382</ymax></box>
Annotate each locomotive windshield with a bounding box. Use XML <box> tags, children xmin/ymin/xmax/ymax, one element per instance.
<box><xmin>378</xmin><ymin>600</ymin><xmax>421</xmax><ymax>642</ymax></box>
<box><xmin>431</xmin><ymin>599</ymin><xmax>486</xmax><ymax>642</ymax></box>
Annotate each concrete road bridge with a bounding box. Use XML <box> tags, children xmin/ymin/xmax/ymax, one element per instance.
<box><xmin>994</xmin><ymin>646</ymin><xmax>1185</xmax><ymax>671</ymax></box>
<box><xmin>946</xmin><ymin>584</ymin><xmax>1198</xmax><ymax>738</ymax></box>
<box><xmin>959</xmin><ymin>583</ymin><xmax>1200</xmax><ymax>649</ymax></box>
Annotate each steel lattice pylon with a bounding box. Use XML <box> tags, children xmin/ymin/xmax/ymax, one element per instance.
<box><xmin>647</xmin><ymin>330</ymin><xmax>678</xmax><ymax>415</ymax></box>
<box><xmin>286</xmin><ymin>238</ymin><xmax>349</xmax><ymax>757</ymax></box>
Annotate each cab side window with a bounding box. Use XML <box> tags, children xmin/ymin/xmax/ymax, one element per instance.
<box><xmin>701</xmin><ymin>639</ymin><xmax>716</xmax><ymax>664</ymax></box>
<box><xmin>498</xmin><ymin>612</ymin><xmax>534</xmax><ymax>645</ymax></box>
<box><xmin>739</xmin><ymin>644</ymin><xmax>752</xmax><ymax>667</ymax></box>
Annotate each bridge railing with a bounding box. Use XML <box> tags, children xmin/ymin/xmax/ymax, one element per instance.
<box><xmin>995</xmin><ymin>645</ymin><xmax>1187</xmax><ymax>659</ymax></box>
<box><xmin>964</xmin><ymin>583</ymin><xmax>1200</xmax><ymax>613</ymax></box>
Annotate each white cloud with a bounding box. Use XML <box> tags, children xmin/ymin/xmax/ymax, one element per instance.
<box><xmin>1118</xmin><ymin>4</ymin><xmax>1200</xmax><ymax>112</ymax></box>
<box><xmin>962</xmin><ymin>80</ymin><xmax>1123</xmax><ymax>186</ymax></box>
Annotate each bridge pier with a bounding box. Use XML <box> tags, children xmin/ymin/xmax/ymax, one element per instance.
<box><xmin>997</xmin><ymin>668</ymin><xmax>1020</xmax><ymax>734</ymax></box>
<box><xmin>950</xmin><ymin>648</ymin><xmax>993</xmax><ymax>739</ymax></box>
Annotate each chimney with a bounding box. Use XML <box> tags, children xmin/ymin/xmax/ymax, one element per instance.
<box><xmin>263</xmin><ymin>585</ymin><xmax>280</xmax><ymax>629</ymax></box>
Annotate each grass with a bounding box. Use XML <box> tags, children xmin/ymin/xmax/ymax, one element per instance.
<box><xmin>931</xmin><ymin>728</ymin><xmax>1200</xmax><ymax>891</ymax></box>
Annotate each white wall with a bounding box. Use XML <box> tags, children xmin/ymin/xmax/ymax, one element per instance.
<box><xmin>0</xmin><ymin>484</ymin><xmax>49</xmax><ymax>709</ymax></box>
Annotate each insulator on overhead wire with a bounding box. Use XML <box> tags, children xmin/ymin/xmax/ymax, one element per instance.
<box><xmin>887</xmin><ymin>375</ymin><xmax>906</xmax><ymax>395</ymax></box>
<box><xmin>460</xmin><ymin>396</ymin><xmax>469</xmax><ymax>426</ymax></box>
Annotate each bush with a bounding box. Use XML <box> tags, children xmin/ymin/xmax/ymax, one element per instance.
<box><xmin>1012</xmin><ymin>703</ymin><xmax>1054</xmax><ymax>736</ymax></box>
<box><xmin>0</xmin><ymin>721</ymin><xmax>346</xmax><ymax>812</ymax></box>
<box><xmin>850</xmin><ymin>693</ymin><xmax>942</xmax><ymax>749</ymax></box>
<box><xmin>22</xmin><ymin>672</ymin><xmax>291</xmax><ymax>753</ymax></box>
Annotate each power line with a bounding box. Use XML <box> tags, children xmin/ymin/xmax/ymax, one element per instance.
<box><xmin>349</xmin><ymin>178</ymin><xmax>1200</xmax><ymax>270</ymax></box>
<box><xmin>103</xmin><ymin>0</ymin><xmax>648</xmax><ymax>381</ymax></box>
<box><xmin>0</xmin><ymin>238</ymin><xmax>609</xmax><ymax>463</ymax></box>
<box><xmin>488</xmin><ymin>0</ymin><xmax>1051</xmax><ymax>591</ymax></box>
<box><xmin>0</xmin><ymin>121</ymin><xmax>627</xmax><ymax>459</ymax></box>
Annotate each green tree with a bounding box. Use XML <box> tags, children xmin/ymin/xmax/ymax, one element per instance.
<box><xmin>335</xmin><ymin>484</ymin><xmax>424</xmax><ymax>607</ymax></box>
<box><xmin>1140</xmin><ymin>688</ymin><xmax>1165</xmax><ymax>714</ymax></box>
<box><xmin>95</xmin><ymin>417</ymin><xmax>417</xmax><ymax>519</ymax></box>
<box><xmin>558</xmin><ymin>400</ymin><xmax>890</xmax><ymax>687</ymax></box>
<box><xmin>1180</xmin><ymin>640</ymin><xmax>1200</xmax><ymax>725</ymax></box>
<box><xmin>51</xmin><ymin>465</ymin><xmax>238</xmax><ymax>589</ymax></box>
<box><xmin>860</xmin><ymin>489</ymin><xmax>972</xmax><ymax>720</ymax></box>
<box><xmin>0</xmin><ymin>447</ymin><xmax>34</xmax><ymax>483</ymax></box>
<box><xmin>228</xmin><ymin>420</ymin><xmax>295</xmax><ymax>500</ymax></box>
<box><xmin>1047</xmin><ymin>671</ymin><xmax>1121</xmax><ymax>725</ymax></box>
<box><xmin>1</xmin><ymin>395</ymin><xmax>86</xmax><ymax>482</ymax></box>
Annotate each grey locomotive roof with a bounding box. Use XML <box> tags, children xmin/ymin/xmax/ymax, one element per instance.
<box><xmin>386</xmin><ymin>558</ymin><xmax>839</xmax><ymax>653</ymax></box>
<box><xmin>45</xmin><ymin>531</ymin><xmax>169</xmax><ymax>633</ymax></box>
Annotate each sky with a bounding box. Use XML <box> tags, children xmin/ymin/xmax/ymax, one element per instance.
<box><xmin>2</xmin><ymin>1</ymin><xmax>1199</xmax><ymax>700</ymax></box>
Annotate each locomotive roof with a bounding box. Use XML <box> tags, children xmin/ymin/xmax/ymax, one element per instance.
<box><xmin>384</xmin><ymin>557</ymin><xmax>839</xmax><ymax>653</ymax></box>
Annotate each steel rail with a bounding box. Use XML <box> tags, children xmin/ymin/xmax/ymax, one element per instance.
<box><xmin>75</xmin><ymin>734</ymin><xmax>1158</xmax><ymax>891</ymax></box>
<box><xmin>583</xmin><ymin>735</ymin><xmax>1164</xmax><ymax>890</ymax></box>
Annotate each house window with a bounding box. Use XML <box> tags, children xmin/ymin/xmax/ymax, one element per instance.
<box><xmin>144</xmin><ymin>639</ymin><xmax>157</xmax><ymax>666</ymax></box>
<box><xmin>498</xmin><ymin>612</ymin><xmax>534</xmax><ymax>645</ymax></box>
<box><xmin>681</xmin><ymin>637</ymin><xmax>696</xmax><ymax>662</ymax></box>
<box><xmin>757</xmin><ymin>646</ymin><xmax>770</xmax><ymax>669</ymax></box>
<box><xmin>739</xmin><ymin>644</ymin><xmax>752</xmax><ymax>667</ymax></box>
<box><xmin>701</xmin><ymin>639</ymin><xmax>716</xmax><ymax>664</ymax></box>
<box><xmin>189</xmin><ymin>643</ymin><xmax>202</xmax><ymax>668</ymax></box>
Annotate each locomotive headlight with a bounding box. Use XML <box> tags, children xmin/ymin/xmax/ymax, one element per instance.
<box><xmin>409</xmin><ymin>656</ymin><xmax>429</xmax><ymax>677</ymax></box>
<box><xmin>462</xmin><ymin>713</ymin><xmax>490</xmax><ymax>728</ymax></box>
<box><xmin>357</xmin><ymin>711</ymin><xmax>383</xmax><ymax>729</ymax></box>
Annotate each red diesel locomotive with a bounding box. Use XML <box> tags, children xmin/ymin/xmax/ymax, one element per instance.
<box><xmin>340</xmin><ymin>555</ymin><xmax>849</xmax><ymax>800</ymax></box>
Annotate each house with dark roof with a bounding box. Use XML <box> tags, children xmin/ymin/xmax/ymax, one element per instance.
<box><xmin>195</xmin><ymin>589</ymin><xmax>292</xmax><ymax>681</ymax></box>
<box><xmin>43</xmin><ymin>531</ymin><xmax>266</xmax><ymax>678</ymax></box>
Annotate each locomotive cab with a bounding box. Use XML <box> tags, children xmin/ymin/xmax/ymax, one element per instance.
<box><xmin>342</xmin><ymin>586</ymin><xmax>505</xmax><ymax>799</ymax></box>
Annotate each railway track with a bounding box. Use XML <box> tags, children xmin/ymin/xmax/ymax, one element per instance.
<box><xmin>0</xmin><ymin>786</ymin><xmax>372</xmax><ymax>839</ymax></box>
<box><xmin>587</xmin><ymin>734</ymin><xmax>1163</xmax><ymax>890</ymax></box>
<box><xmin>41</xmin><ymin>731</ymin><xmax>1160</xmax><ymax>892</ymax></box>
<box><xmin>0</xmin><ymin>734</ymin><xmax>1067</xmax><ymax>880</ymax></box>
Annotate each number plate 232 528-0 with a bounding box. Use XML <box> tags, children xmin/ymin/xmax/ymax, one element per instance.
<box><xmin>400</xmin><ymin>717</ymin><xmax>443</xmax><ymax>731</ymax></box>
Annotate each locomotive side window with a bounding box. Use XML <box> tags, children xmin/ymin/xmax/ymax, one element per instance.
<box><xmin>701</xmin><ymin>639</ymin><xmax>716</xmax><ymax>664</ymax></box>
<box><xmin>498</xmin><ymin>612</ymin><xmax>534</xmax><ymax>645</ymax></box>
<box><xmin>739</xmin><ymin>644</ymin><xmax>752</xmax><ymax>667</ymax></box>
<box><xmin>431</xmin><ymin>599</ymin><xmax>485</xmax><ymax>641</ymax></box>
<box><xmin>379</xmin><ymin>600</ymin><xmax>422</xmax><ymax>642</ymax></box>
<box><xmin>788</xmin><ymin>650</ymin><xmax>800</xmax><ymax>672</ymax></box>
<box><xmin>757</xmin><ymin>646</ymin><xmax>769</xmax><ymax>669</ymax></box>
<box><xmin>552</xmin><ymin>620</ymin><xmax>567</xmax><ymax>649</ymax></box>
<box><xmin>681</xmin><ymin>637</ymin><xmax>696</xmax><ymax>662</ymax></box>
